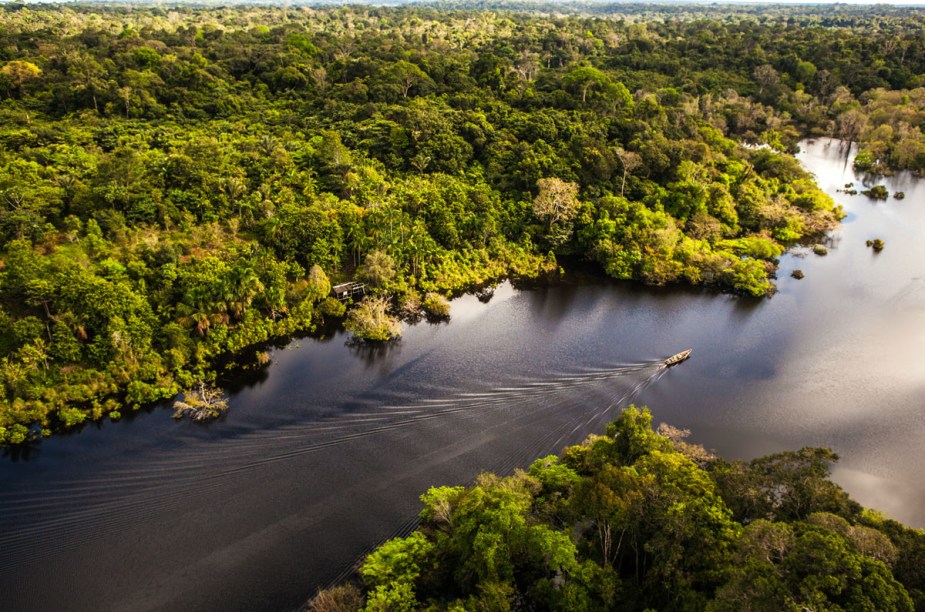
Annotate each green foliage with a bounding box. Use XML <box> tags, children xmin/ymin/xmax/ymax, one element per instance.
<box><xmin>361</xmin><ymin>531</ymin><xmax>435</xmax><ymax>608</ymax></box>
<box><xmin>604</xmin><ymin>404</ymin><xmax>673</xmax><ymax>464</ymax></box>
<box><xmin>359</xmin><ymin>251</ymin><xmax>397</xmax><ymax>289</ymax></box>
<box><xmin>305</xmin><ymin>266</ymin><xmax>332</xmax><ymax>303</ymax></box>
<box><xmin>0</xmin><ymin>423</ymin><xmax>30</xmax><ymax>445</ymax></box>
<box><xmin>344</xmin><ymin>296</ymin><xmax>401</xmax><ymax>342</ymax></box>
<box><xmin>854</xmin><ymin>149</ymin><xmax>877</xmax><ymax>172</ymax></box>
<box><xmin>711</xmin><ymin>517</ymin><xmax>913</xmax><ymax>611</ymax></box>
<box><xmin>6</xmin><ymin>2</ymin><xmax>922</xmax><ymax>442</ymax></box>
<box><xmin>711</xmin><ymin>447</ymin><xmax>861</xmax><ymax>523</ymax></box>
<box><xmin>319</xmin><ymin>297</ymin><xmax>347</xmax><ymax>318</ymax></box>
<box><xmin>862</xmin><ymin>185</ymin><xmax>890</xmax><ymax>200</ymax></box>
<box><xmin>421</xmin><ymin>292</ymin><xmax>451</xmax><ymax>319</ymax></box>
<box><xmin>722</xmin><ymin>258</ymin><xmax>776</xmax><ymax>297</ymax></box>
<box><xmin>345</xmin><ymin>406</ymin><xmax>924</xmax><ymax>610</ymax></box>
<box><xmin>717</xmin><ymin>236</ymin><xmax>784</xmax><ymax>260</ymax></box>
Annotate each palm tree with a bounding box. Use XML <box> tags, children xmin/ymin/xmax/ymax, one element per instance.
<box><xmin>257</xmin><ymin>134</ymin><xmax>280</xmax><ymax>158</ymax></box>
<box><xmin>225</xmin><ymin>266</ymin><xmax>264</xmax><ymax>319</ymax></box>
<box><xmin>177</xmin><ymin>299</ymin><xmax>225</xmax><ymax>337</ymax></box>
<box><xmin>406</xmin><ymin>221</ymin><xmax>436</xmax><ymax>277</ymax></box>
<box><xmin>219</xmin><ymin>176</ymin><xmax>247</xmax><ymax>208</ymax></box>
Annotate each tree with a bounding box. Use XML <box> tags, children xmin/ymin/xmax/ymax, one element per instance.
<box><xmin>263</xmin><ymin>202</ymin><xmax>344</xmax><ymax>270</ymax></box>
<box><xmin>614</xmin><ymin>148</ymin><xmax>642</xmax><ymax>197</ymax></box>
<box><xmin>305</xmin><ymin>264</ymin><xmax>332</xmax><ymax>302</ymax></box>
<box><xmin>603</xmin><ymin>80</ymin><xmax>633</xmax><ymax>114</ymax></box>
<box><xmin>794</xmin><ymin>59</ymin><xmax>818</xmax><ymax>85</ymax></box>
<box><xmin>713</xmin><ymin>519</ymin><xmax>913</xmax><ymax>611</ymax></box>
<box><xmin>511</xmin><ymin>51</ymin><xmax>540</xmax><ymax>82</ymax></box>
<box><xmin>421</xmin><ymin>293</ymin><xmax>450</xmax><ymax>319</ymax></box>
<box><xmin>306</xmin><ymin>583</ymin><xmax>364</xmax><ymax>612</ymax></box>
<box><xmin>1</xmin><ymin>2</ymin><xmax>914</xmax><ymax>448</ymax></box>
<box><xmin>66</xmin><ymin>52</ymin><xmax>106</xmax><ymax>113</ymax></box>
<box><xmin>712</xmin><ymin>447</ymin><xmax>861</xmax><ymax>523</ymax></box>
<box><xmin>172</xmin><ymin>382</ymin><xmax>229</xmax><ymax>421</ymax></box>
<box><xmin>563</xmin><ymin>66</ymin><xmax>611</xmax><ymax>104</ymax></box>
<box><xmin>225</xmin><ymin>265</ymin><xmax>264</xmax><ymax>318</ymax></box>
<box><xmin>753</xmin><ymin>64</ymin><xmax>780</xmax><ymax>100</ymax></box>
<box><xmin>360</xmin><ymin>250</ymin><xmax>397</xmax><ymax>288</ymax></box>
<box><xmin>177</xmin><ymin>300</ymin><xmax>223</xmax><ymax>337</ymax></box>
<box><xmin>383</xmin><ymin>61</ymin><xmax>431</xmax><ymax>99</ymax></box>
<box><xmin>1</xmin><ymin>60</ymin><xmax>42</xmax><ymax>97</ymax></box>
<box><xmin>533</xmin><ymin>177</ymin><xmax>580</xmax><ymax>247</ymax></box>
<box><xmin>345</xmin><ymin>295</ymin><xmax>401</xmax><ymax>342</ymax></box>
<box><xmin>837</xmin><ymin>109</ymin><xmax>868</xmax><ymax>145</ymax></box>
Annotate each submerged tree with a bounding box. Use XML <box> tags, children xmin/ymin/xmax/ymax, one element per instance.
<box><xmin>172</xmin><ymin>382</ymin><xmax>229</xmax><ymax>422</ymax></box>
<box><xmin>345</xmin><ymin>295</ymin><xmax>401</xmax><ymax>342</ymax></box>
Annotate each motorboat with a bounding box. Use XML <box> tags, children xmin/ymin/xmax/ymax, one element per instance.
<box><xmin>664</xmin><ymin>349</ymin><xmax>692</xmax><ymax>367</ymax></box>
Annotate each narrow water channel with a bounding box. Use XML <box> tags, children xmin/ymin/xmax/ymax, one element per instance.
<box><xmin>1</xmin><ymin>138</ymin><xmax>924</xmax><ymax>611</ymax></box>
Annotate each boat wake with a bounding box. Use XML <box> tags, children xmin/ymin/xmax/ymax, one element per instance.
<box><xmin>0</xmin><ymin>357</ymin><xmax>670</xmax><ymax>574</ymax></box>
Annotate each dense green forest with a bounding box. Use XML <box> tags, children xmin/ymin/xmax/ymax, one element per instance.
<box><xmin>310</xmin><ymin>406</ymin><xmax>925</xmax><ymax>611</ymax></box>
<box><xmin>2</xmin><ymin>3</ymin><xmax>925</xmax><ymax>444</ymax></box>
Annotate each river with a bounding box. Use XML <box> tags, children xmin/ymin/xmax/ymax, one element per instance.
<box><xmin>2</xmin><ymin>138</ymin><xmax>924</xmax><ymax>611</ymax></box>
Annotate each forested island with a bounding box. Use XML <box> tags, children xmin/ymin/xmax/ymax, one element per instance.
<box><xmin>310</xmin><ymin>407</ymin><xmax>925</xmax><ymax>611</ymax></box>
<box><xmin>1</xmin><ymin>2</ymin><xmax>924</xmax><ymax>446</ymax></box>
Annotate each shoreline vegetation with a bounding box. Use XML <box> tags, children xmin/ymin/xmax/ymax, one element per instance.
<box><xmin>309</xmin><ymin>406</ymin><xmax>925</xmax><ymax>611</ymax></box>
<box><xmin>1</xmin><ymin>2</ymin><xmax>924</xmax><ymax>444</ymax></box>
<box><xmin>170</xmin><ymin>380</ymin><xmax>228</xmax><ymax>421</ymax></box>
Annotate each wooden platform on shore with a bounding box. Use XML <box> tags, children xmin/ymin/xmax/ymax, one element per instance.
<box><xmin>332</xmin><ymin>282</ymin><xmax>366</xmax><ymax>301</ymax></box>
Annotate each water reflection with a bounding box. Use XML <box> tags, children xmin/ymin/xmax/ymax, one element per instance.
<box><xmin>347</xmin><ymin>336</ymin><xmax>404</xmax><ymax>367</ymax></box>
<box><xmin>1</xmin><ymin>438</ymin><xmax>41</xmax><ymax>462</ymax></box>
<box><xmin>2</xmin><ymin>138</ymin><xmax>925</xmax><ymax>612</ymax></box>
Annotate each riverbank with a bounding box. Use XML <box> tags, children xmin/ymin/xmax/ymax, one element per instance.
<box><xmin>3</xmin><ymin>135</ymin><xmax>925</xmax><ymax>607</ymax></box>
<box><xmin>315</xmin><ymin>406</ymin><xmax>924</xmax><ymax>611</ymax></box>
<box><xmin>2</xmin><ymin>4</ymin><xmax>853</xmax><ymax>446</ymax></box>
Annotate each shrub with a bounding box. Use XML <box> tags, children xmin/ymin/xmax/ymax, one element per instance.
<box><xmin>853</xmin><ymin>149</ymin><xmax>875</xmax><ymax>172</ymax></box>
<box><xmin>58</xmin><ymin>407</ymin><xmax>87</xmax><ymax>428</ymax></box>
<box><xmin>345</xmin><ymin>296</ymin><xmax>401</xmax><ymax>342</ymax></box>
<box><xmin>307</xmin><ymin>583</ymin><xmax>364</xmax><ymax>612</ymax></box>
<box><xmin>421</xmin><ymin>293</ymin><xmax>451</xmax><ymax>319</ymax></box>
<box><xmin>397</xmin><ymin>290</ymin><xmax>422</xmax><ymax>320</ymax></box>
<box><xmin>319</xmin><ymin>297</ymin><xmax>347</xmax><ymax>317</ymax></box>
<box><xmin>861</xmin><ymin>185</ymin><xmax>889</xmax><ymax>200</ymax></box>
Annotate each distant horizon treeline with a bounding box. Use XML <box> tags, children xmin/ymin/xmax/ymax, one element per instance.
<box><xmin>0</xmin><ymin>3</ymin><xmax>921</xmax><ymax>444</ymax></box>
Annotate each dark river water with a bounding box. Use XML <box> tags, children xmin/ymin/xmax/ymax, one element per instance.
<box><xmin>2</xmin><ymin>138</ymin><xmax>925</xmax><ymax>611</ymax></box>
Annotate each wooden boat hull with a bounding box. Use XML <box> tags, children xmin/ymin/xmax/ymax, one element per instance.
<box><xmin>664</xmin><ymin>349</ymin><xmax>692</xmax><ymax>367</ymax></box>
